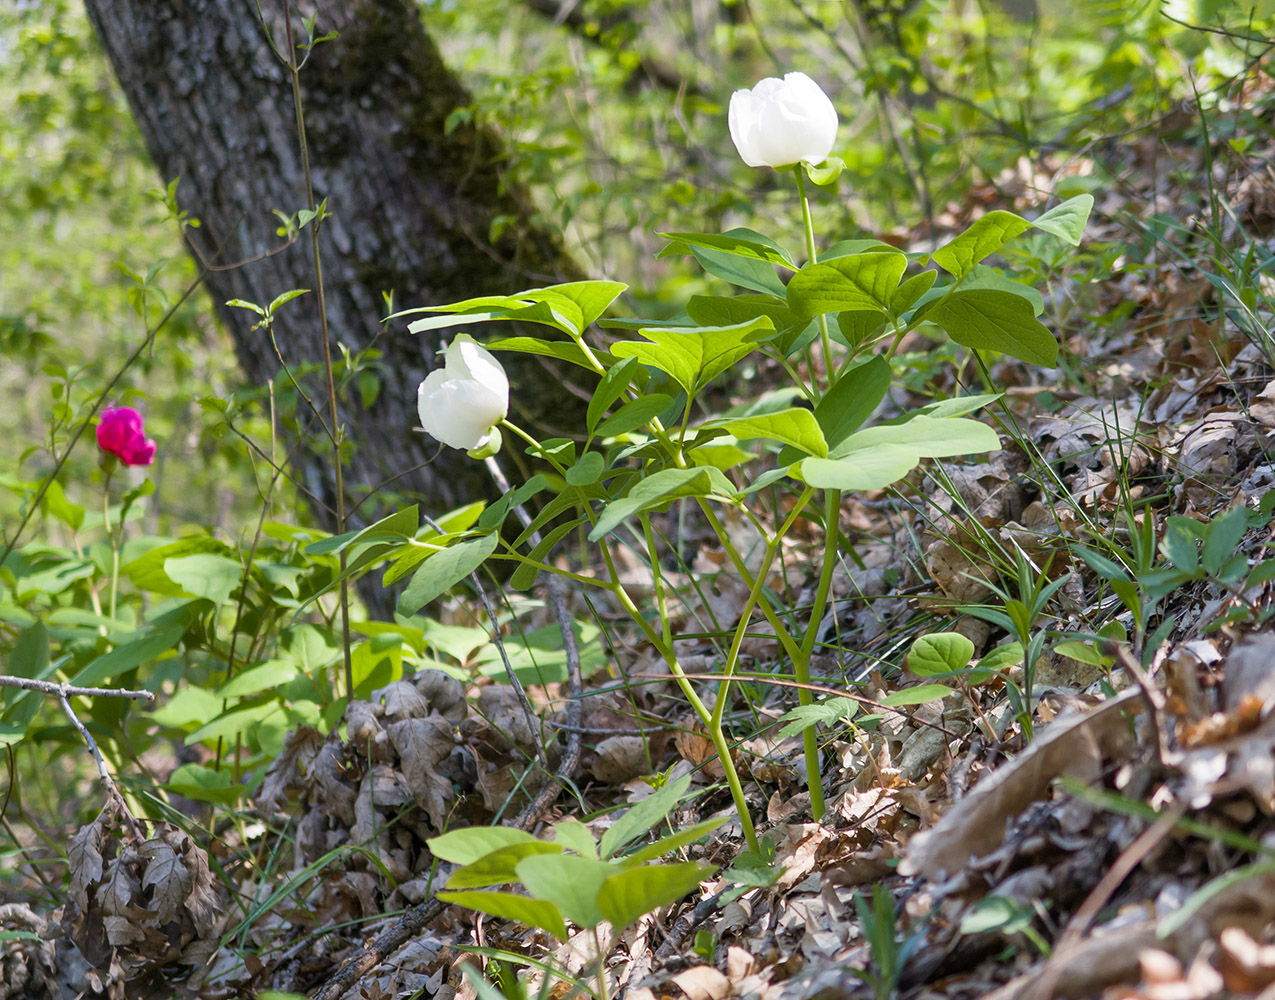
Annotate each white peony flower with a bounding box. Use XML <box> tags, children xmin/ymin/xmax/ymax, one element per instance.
<box><xmin>728</xmin><ymin>72</ymin><xmax>838</xmax><ymax>169</ymax></box>
<box><xmin>417</xmin><ymin>334</ymin><xmax>509</xmax><ymax>453</ymax></box>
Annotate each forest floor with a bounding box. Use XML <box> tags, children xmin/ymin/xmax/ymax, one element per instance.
<box><xmin>9</xmin><ymin>97</ymin><xmax>1275</xmax><ymax>1000</ymax></box>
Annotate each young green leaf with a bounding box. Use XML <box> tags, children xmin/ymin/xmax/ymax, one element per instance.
<box><xmin>429</xmin><ymin>826</ymin><xmax>545</xmax><ymax>866</ymax></box>
<box><xmin>596</xmin><ymin>861</ymin><xmax>715</xmax><ymax>930</ymax></box>
<box><xmin>599</xmin><ymin>773</ymin><xmax>693</xmax><ymax>859</ymax></box>
<box><xmin>396</xmin><ymin>533</ymin><xmax>500</xmax><ymax>616</ymax></box>
<box><xmin>906</xmin><ymin>632</ymin><xmax>975</xmax><ymax>677</ymax></box>
<box><xmin>514</xmin><ymin>854</ymin><xmax>615</xmax><ymax>929</ymax></box>
<box><xmin>436</xmin><ymin>890</ymin><xmax>568</xmax><ymax>942</ymax></box>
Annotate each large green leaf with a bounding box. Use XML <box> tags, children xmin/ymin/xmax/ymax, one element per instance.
<box><xmin>164</xmin><ymin>553</ymin><xmax>243</xmax><ymax>604</ymax></box>
<box><xmin>305</xmin><ymin>506</ymin><xmax>419</xmax><ymax>556</ymax></box>
<box><xmin>799</xmin><ymin>445</ymin><xmax>920</xmax><ymax>491</ymax></box>
<box><xmin>704</xmin><ymin>409</ymin><xmax>828</xmax><ymax>457</ymax></box>
<box><xmin>396</xmin><ymin>532</ymin><xmax>500</xmax><ymax>616</ymax></box>
<box><xmin>835</xmin><ymin>415</ymin><xmax>1002</xmax><ymax>460</ymax></box>
<box><xmin>931</xmin><ymin>212</ymin><xmax>1031</xmax><ymax>278</ymax></box>
<box><xmin>123</xmin><ymin>537</ymin><xmax>233</xmax><ymax>596</ymax></box>
<box><xmin>611</xmin><ymin>317</ymin><xmax>774</xmax><ymax>398</ymax></box>
<box><xmin>445</xmin><ymin>842</ymin><xmax>566</xmax><ymax>889</ymax></box>
<box><xmin>429</xmin><ymin>826</ymin><xmax>544</xmax><ymax>865</ymax></box>
<box><xmin>588</xmin><ymin>468</ymin><xmax>736</xmax><ymax>541</ymax></box>
<box><xmin>436</xmin><ymin>890</ymin><xmax>568</xmax><ymax>941</ymax></box>
<box><xmin>685</xmin><ymin>294</ymin><xmax>795</xmax><ymax>331</ymax></box>
<box><xmin>72</xmin><ymin>625</ymin><xmax>186</xmax><ymax>688</ymax></box>
<box><xmin>515</xmin><ymin>854</ymin><xmax>615</xmax><ymax>929</ymax></box>
<box><xmin>918</xmin><ymin>289</ymin><xmax>1058</xmax><ymax>367</ymax></box>
<box><xmin>216</xmin><ymin>659</ymin><xmax>301</xmax><ymax>699</ymax></box>
<box><xmin>786</xmin><ymin>250</ymin><xmax>908</xmax><ymax>320</ymax></box>
<box><xmin>597</xmin><ymin>862</ymin><xmax>714</xmax><ymax>931</ymax></box>
<box><xmin>815</xmin><ymin>356</ymin><xmax>891</xmax><ymax>450</ymax></box>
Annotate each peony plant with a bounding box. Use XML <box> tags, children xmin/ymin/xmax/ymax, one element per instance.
<box><xmin>393</xmin><ymin>71</ymin><xmax>1092</xmax><ymax>848</ymax></box>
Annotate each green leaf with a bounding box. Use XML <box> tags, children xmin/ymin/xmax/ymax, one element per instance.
<box><xmin>1161</xmin><ymin>519</ymin><xmax>1201</xmax><ymax>574</ymax></box>
<box><xmin>596</xmin><ymin>395</ymin><xmax>674</xmax><ymax>437</ymax></box>
<box><xmin>396</xmin><ymin>533</ymin><xmax>500</xmax><ymax>617</ymax></box>
<box><xmin>610</xmin><ymin>317</ymin><xmax>775</xmax><ymax>399</ymax></box>
<box><xmin>477</xmin><ymin>476</ymin><xmax>547</xmax><ymax>533</ymax></box>
<box><xmin>705</xmin><ymin>409</ymin><xmax>828</xmax><ymax>458</ymax></box>
<box><xmin>685</xmin><ymin>294</ymin><xmax>795</xmax><ymax>331</ymax></box>
<box><xmin>775</xmin><ymin>697</ymin><xmax>858</xmax><ymax>738</ymax></box>
<box><xmin>918</xmin><ymin>289</ymin><xmax>1058</xmax><ymax>367</ymax></box>
<box><xmin>834</xmin><ymin>311</ymin><xmax>888</xmax><ymax>351</ymax></box>
<box><xmin>659</xmin><ymin>230</ymin><xmax>796</xmax><ymax>270</ymax></box>
<box><xmin>552</xmin><ymin>818</ymin><xmax>599</xmax><ymax>859</ymax></box>
<box><xmin>588</xmin><ymin>356</ymin><xmax>646</xmax><ymax>433</ymax></box>
<box><xmin>150</xmin><ymin>685</ymin><xmax>224</xmax><ymax>730</ymax></box>
<box><xmin>515</xmin><ymin>854</ymin><xmax>615</xmax><ymax>929</ymax></box>
<box><xmin>40</xmin><ymin>479</ymin><xmax>84</xmax><ymax>531</ymax></box>
<box><xmin>186</xmin><ymin>701</ymin><xmax>282</xmax><ymax>747</ymax></box>
<box><xmin>305</xmin><ymin>506</ymin><xmax>419</xmax><ymax>556</ymax></box>
<box><xmin>588</xmin><ymin>468</ymin><xmax>736</xmax><ymax>541</ymax></box>
<box><xmin>163</xmin><ymin>553</ymin><xmax>243</xmax><ymax>604</ymax></box>
<box><xmin>600</xmin><ymin>773</ymin><xmax>692</xmax><ymax>860</ymax></box>
<box><xmin>1202</xmin><ymin>507</ymin><xmax>1248</xmax><ymax>577</ymax></box>
<box><xmin>931</xmin><ymin>212</ymin><xmax>1031</xmax><ymax>278</ymax></box>
<box><xmin>837</xmin><ymin>415</ymin><xmax>1001</xmax><ymax>460</ymax></box>
<box><xmin>163</xmin><ymin>762</ymin><xmax>242</xmax><ymax>805</ymax></box>
<box><xmin>881</xmin><ymin>684</ymin><xmax>953</xmax><ymax>706</ymax></box>
<box><xmin>618</xmin><ymin>815</ymin><xmax>729</xmax><ymax>867</ymax></box>
<box><xmin>216</xmin><ymin>659</ymin><xmax>302</xmax><ymax>699</ymax></box>
<box><xmin>566</xmin><ymin>451</ymin><xmax>606</xmax><ymax>486</ymax></box>
<box><xmin>437</xmin><ymin>890</ymin><xmax>568</xmax><ymax>941</ymax></box>
<box><xmin>123</xmin><ymin>537</ymin><xmax>233</xmax><ymax>595</ymax></box>
<box><xmin>907</xmin><ymin>632</ymin><xmax>975</xmax><ymax>676</ymax></box>
<box><xmin>688</xmin><ymin>245</ymin><xmax>787</xmax><ymax>296</ymax></box>
<box><xmin>786</xmin><ymin>250</ymin><xmax>909</xmax><ymax>320</ymax></box>
<box><xmin>815</xmin><ymin>356</ymin><xmax>891</xmax><ymax>450</ymax></box>
<box><xmin>954</xmin><ymin>265</ymin><xmax>1045</xmax><ymax>315</ymax></box>
<box><xmin>1032</xmin><ymin>195</ymin><xmax>1094</xmax><ymax>245</ymax></box>
<box><xmin>485</xmin><ymin>336</ymin><xmax>613</xmax><ymax>372</ymax></box>
<box><xmin>548</xmin><ymin>280</ymin><xmax>629</xmax><ymax>329</ymax></box>
<box><xmin>446</xmin><ymin>842</ymin><xmax>566</xmax><ymax>889</ymax></box>
<box><xmin>429</xmin><ymin>827</ymin><xmax>544</xmax><ymax>865</ymax></box>
<box><xmin>511</xmin><ymin>519</ymin><xmax>585</xmax><ymax>591</ymax></box>
<box><xmin>799</xmin><ymin>445</ymin><xmax>919</xmax><ymax>491</ymax></box>
<box><xmin>596</xmin><ymin>861</ymin><xmax>714</xmax><ymax>930</ymax></box>
<box><xmin>930</xmin><ymin>195</ymin><xmax>1092</xmax><ymax>278</ymax></box>
<box><xmin>72</xmin><ymin>625</ymin><xmax>185</xmax><ymax>688</ymax></box>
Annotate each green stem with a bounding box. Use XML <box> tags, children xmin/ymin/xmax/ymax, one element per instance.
<box><xmin>792</xmin><ymin>489</ymin><xmax>842</xmax><ymax>821</ymax></box>
<box><xmin>282</xmin><ymin>4</ymin><xmax>352</xmax><ymax>700</ymax></box>
<box><xmin>102</xmin><ymin>472</ymin><xmax>120</xmax><ymax>624</ymax></box>
<box><xmin>795</xmin><ymin>166</ymin><xmax>836</xmax><ymax>391</ymax></box>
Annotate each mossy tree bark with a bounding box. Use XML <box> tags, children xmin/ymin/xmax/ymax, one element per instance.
<box><xmin>83</xmin><ymin>0</ymin><xmax>588</xmax><ymax>610</ymax></box>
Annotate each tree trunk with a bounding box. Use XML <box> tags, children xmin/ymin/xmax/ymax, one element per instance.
<box><xmin>83</xmin><ymin>0</ymin><xmax>587</xmax><ymax>610</ymax></box>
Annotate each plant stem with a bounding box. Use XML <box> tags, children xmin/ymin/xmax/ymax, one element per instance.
<box><xmin>793</xmin><ymin>489</ymin><xmax>841</xmax><ymax>821</ymax></box>
<box><xmin>282</xmin><ymin>2</ymin><xmax>353</xmax><ymax>699</ymax></box>
<box><xmin>795</xmin><ymin>166</ymin><xmax>836</xmax><ymax>390</ymax></box>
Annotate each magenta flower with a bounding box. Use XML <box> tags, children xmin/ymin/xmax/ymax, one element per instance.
<box><xmin>96</xmin><ymin>407</ymin><xmax>157</xmax><ymax>467</ymax></box>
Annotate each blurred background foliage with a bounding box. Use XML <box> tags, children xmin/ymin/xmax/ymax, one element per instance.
<box><xmin>1</xmin><ymin>0</ymin><xmax>1270</xmax><ymax>535</ymax></box>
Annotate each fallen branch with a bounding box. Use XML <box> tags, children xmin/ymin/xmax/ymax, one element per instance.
<box><xmin>0</xmin><ymin>676</ymin><xmax>153</xmax><ymax>832</ymax></box>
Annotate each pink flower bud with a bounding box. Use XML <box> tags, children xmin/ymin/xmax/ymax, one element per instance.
<box><xmin>96</xmin><ymin>407</ymin><xmax>157</xmax><ymax>467</ymax></box>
